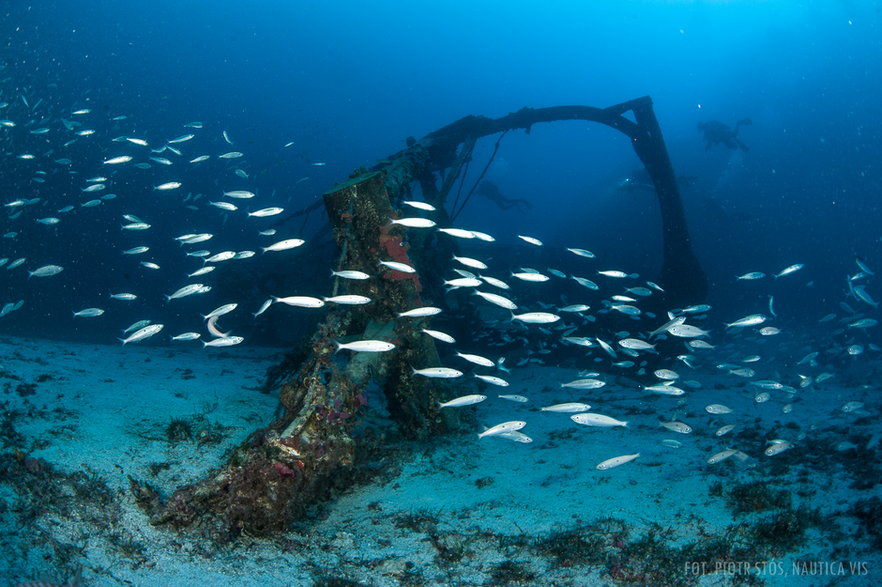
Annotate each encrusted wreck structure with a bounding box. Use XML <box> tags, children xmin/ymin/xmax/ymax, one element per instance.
<box><xmin>133</xmin><ymin>96</ymin><xmax>707</xmax><ymax>538</ymax></box>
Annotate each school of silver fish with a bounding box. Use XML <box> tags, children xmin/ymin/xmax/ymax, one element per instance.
<box><xmin>0</xmin><ymin>90</ymin><xmax>875</xmax><ymax>471</ymax></box>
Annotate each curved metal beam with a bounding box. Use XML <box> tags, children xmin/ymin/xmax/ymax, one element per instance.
<box><xmin>372</xmin><ymin>96</ymin><xmax>707</xmax><ymax>305</ymax></box>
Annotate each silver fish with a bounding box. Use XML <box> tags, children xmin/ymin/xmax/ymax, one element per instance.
<box><xmin>561</xmin><ymin>378</ymin><xmax>605</xmax><ymax>390</ymax></box>
<box><xmin>389</xmin><ymin>217</ymin><xmax>436</xmax><ymax>228</ymax></box>
<box><xmin>445</xmin><ymin>277</ymin><xmax>482</xmax><ymax>288</ymax></box>
<box><xmin>205</xmin><ymin>251</ymin><xmax>237</xmax><ymax>263</ymax></box>
<box><xmin>154</xmin><ymin>181</ymin><xmax>182</xmax><ymax>191</ymax></box>
<box><xmin>475</xmin><ymin>375</ymin><xmax>509</xmax><ymax>387</ymax></box>
<box><xmin>437</xmin><ymin>228</ymin><xmax>476</xmax><ymax>239</ymax></box>
<box><xmin>248</xmin><ymin>207</ymin><xmax>284</xmax><ymax>217</ymax></box>
<box><xmin>203</xmin><ymin>336</ymin><xmax>244</xmax><ymax>347</ymax></box>
<box><xmin>120</xmin><ymin>323</ymin><xmax>164</xmax><ymax>345</ymax></box>
<box><xmin>725</xmin><ymin>314</ymin><xmax>767</xmax><ymax>328</ymax></box>
<box><xmin>618</xmin><ymin>338</ymin><xmax>654</xmax><ymax>351</ymax></box>
<box><xmin>596</xmin><ymin>453</ymin><xmax>639</xmax><ymax>470</ymax></box>
<box><xmin>572</xmin><ymin>276</ymin><xmax>599</xmax><ymax>290</ymax></box>
<box><xmin>737</xmin><ymin>271</ymin><xmax>765</xmax><ymax>280</ymax></box>
<box><xmin>188</xmin><ymin>266</ymin><xmax>216</xmax><ymax>277</ymax></box>
<box><xmin>262</xmin><ymin>238</ymin><xmax>305</xmax><ymax>253</ymax></box>
<box><xmin>705</xmin><ymin>404</ymin><xmax>733</xmax><ymax>414</ymax></box>
<box><xmin>453</xmin><ymin>255</ymin><xmax>488</xmax><ymax>270</ymax></box>
<box><xmin>473</xmin><ymin>291</ymin><xmax>517</xmax><ymax>310</ymax></box>
<box><xmin>643</xmin><ymin>384</ymin><xmax>684</xmax><ymax>396</ymax></box>
<box><xmin>774</xmin><ymin>263</ymin><xmax>804</xmax><ymax>278</ymax></box>
<box><xmin>224</xmin><ymin>190</ymin><xmax>255</xmax><ymax>199</ymax></box>
<box><xmin>559</xmin><ymin>304</ymin><xmax>590</xmax><ymax>313</ymax></box>
<box><xmin>335</xmin><ymin>340</ymin><xmax>396</xmax><ymax>353</ymax></box>
<box><xmin>496</xmin><ymin>430</ymin><xmax>532</xmax><ymax>443</ymax></box>
<box><xmin>511</xmin><ymin>271</ymin><xmax>549</xmax><ymax>283</ymax></box>
<box><xmin>566</xmin><ymin>248</ymin><xmax>595</xmax><ymax>258</ymax></box>
<box><xmin>511</xmin><ymin>311</ymin><xmax>560</xmax><ymax>324</ymax></box>
<box><xmin>517</xmin><ymin>235</ymin><xmax>543</xmax><ymax>246</ymax></box>
<box><xmin>28</xmin><ymin>264</ymin><xmax>63</xmax><ymax>278</ymax></box>
<box><xmin>253</xmin><ymin>299</ymin><xmax>273</xmax><ymax>317</ymax></box>
<box><xmin>707</xmin><ymin>449</ymin><xmax>738</xmax><ymax>464</ymax></box>
<box><xmin>421</xmin><ymin>329</ymin><xmax>456</xmax><ymax>344</ymax></box>
<box><xmin>273</xmin><ymin>296</ymin><xmax>325</xmax><ymax>308</ymax></box>
<box><xmin>764</xmin><ymin>441</ymin><xmax>793</xmax><ymax>456</ymax></box>
<box><xmin>411</xmin><ymin>367</ymin><xmax>463</xmax><ymax>378</ymax></box>
<box><xmin>203</xmin><ymin>303</ymin><xmax>238</xmax><ymax>319</ymax></box>
<box><xmin>332</xmin><ymin>269</ymin><xmax>371</xmax><ymax>280</ymax></box>
<box><xmin>398</xmin><ymin>306</ymin><xmax>442</xmax><ymax>318</ymax></box>
<box><xmin>667</xmin><ymin>324</ymin><xmax>710</xmax><ymax>338</ymax></box>
<box><xmin>541</xmin><ymin>402</ymin><xmax>592</xmax><ymax>413</ymax></box>
<box><xmin>122</xmin><ymin>222</ymin><xmax>151</xmax><ymax>230</ymax></box>
<box><xmin>402</xmin><ymin>200</ymin><xmax>436</xmax><ymax>211</ymax></box>
<box><xmin>323</xmin><ymin>295</ymin><xmax>372</xmax><ymax>305</ymax></box>
<box><xmin>123</xmin><ymin>319</ymin><xmax>151</xmax><ymax>333</ymax></box>
<box><xmin>571</xmin><ymin>413</ymin><xmax>627</xmax><ymax>427</ymax></box>
<box><xmin>479</xmin><ymin>275</ymin><xmax>510</xmax><ymax>289</ymax></box>
<box><xmin>166</xmin><ymin>283</ymin><xmax>207</xmax><ymax>301</ymax></box>
<box><xmin>660</xmin><ymin>421</ymin><xmax>692</xmax><ymax>434</ymax></box>
<box><xmin>478</xmin><ymin>420</ymin><xmax>527</xmax><ymax>438</ymax></box>
<box><xmin>456</xmin><ymin>352</ymin><xmax>495</xmax><ymax>367</ymax></box>
<box><xmin>168</xmin><ymin>133</ymin><xmax>195</xmax><ymax>144</ymax></box>
<box><xmin>439</xmin><ymin>394</ymin><xmax>486</xmax><ymax>408</ymax></box>
<box><xmin>649</xmin><ymin>315</ymin><xmax>686</xmax><ymax>338</ymax></box>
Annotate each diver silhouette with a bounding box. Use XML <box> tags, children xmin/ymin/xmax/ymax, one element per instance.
<box><xmin>475</xmin><ymin>180</ymin><xmax>532</xmax><ymax>212</ymax></box>
<box><xmin>697</xmin><ymin>119</ymin><xmax>752</xmax><ymax>152</ymax></box>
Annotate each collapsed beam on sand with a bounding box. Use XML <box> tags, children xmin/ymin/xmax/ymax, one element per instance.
<box><xmin>133</xmin><ymin>97</ymin><xmax>706</xmax><ymax>538</ymax></box>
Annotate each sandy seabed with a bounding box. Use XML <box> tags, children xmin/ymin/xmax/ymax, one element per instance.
<box><xmin>1</xmin><ymin>335</ymin><xmax>880</xmax><ymax>586</ymax></box>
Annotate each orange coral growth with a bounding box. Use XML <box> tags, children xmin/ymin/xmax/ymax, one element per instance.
<box><xmin>377</xmin><ymin>223</ymin><xmax>422</xmax><ymax>292</ymax></box>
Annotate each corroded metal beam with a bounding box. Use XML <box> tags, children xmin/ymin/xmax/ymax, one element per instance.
<box><xmin>372</xmin><ymin>97</ymin><xmax>707</xmax><ymax>305</ymax></box>
<box><xmin>136</xmin><ymin>173</ymin><xmax>459</xmax><ymax>539</ymax></box>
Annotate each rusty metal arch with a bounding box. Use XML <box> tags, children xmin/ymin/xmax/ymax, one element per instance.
<box><xmin>376</xmin><ymin>96</ymin><xmax>707</xmax><ymax>306</ymax></box>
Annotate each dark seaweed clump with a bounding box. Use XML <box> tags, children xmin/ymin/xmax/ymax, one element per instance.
<box><xmin>393</xmin><ymin>508</ymin><xmax>442</xmax><ymax>534</ymax></box>
<box><xmin>0</xmin><ymin>451</ymin><xmax>147</xmax><ymax>583</ymax></box>
<box><xmin>726</xmin><ymin>480</ymin><xmax>792</xmax><ymax>515</ymax></box>
<box><xmin>849</xmin><ymin>496</ymin><xmax>882</xmax><ymax>550</ymax></box>
<box><xmin>15</xmin><ymin>382</ymin><xmax>37</xmax><ymax>396</ymax></box>
<box><xmin>527</xmin><ymin>500</ymin><xmax>827</xmax><ymax>585</ymax></box>
<box><xmin>488</xmin><ymin>560</ymin><xmax>537</xmax><ymax>585</ymax></box>
<box><xmin>744</xmin><ymin>505</ymin><xmax>824</xmax><ymax>554</ymax></box>
<box><xmin>162</xmin><ymin>414</ymin><xmax>227</xmax><ymax>446</ymax></box>
<box><xmin>165</xmin><ymin>417</ymin><xmax>193</xmax><ymax>442</ymax></box>
<box><xmin>533</xmin><ymin>518</ymin><xmax>624</xmax><ymax>568</ymax></box>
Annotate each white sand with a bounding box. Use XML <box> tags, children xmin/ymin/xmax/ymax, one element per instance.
<box><xmin>1</xmin><ymin>335</ymin><xmax>879</xmax><ymax>585</ymax></box>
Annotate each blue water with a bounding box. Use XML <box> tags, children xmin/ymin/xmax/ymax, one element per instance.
<box><xmin>2</xmin><ymin>1</ymin><xmax>879</xmax><ymax>342</ymax></box>
<box><xmin>2</xmin><ymin>1</ymin><xmax>881</xmax><ymax>584</ymax></box>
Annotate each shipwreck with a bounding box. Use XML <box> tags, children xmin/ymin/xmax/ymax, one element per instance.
<box><xmin>132</xmin><ymin>96</ymin><xmax>708</xmax><ymax>539</ymax></box>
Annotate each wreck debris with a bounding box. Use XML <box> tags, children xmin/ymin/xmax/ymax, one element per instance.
<box><xmin>136</xmin><ymin>97</ymin><xmax>706</xmax><ymax>537</ymax></box>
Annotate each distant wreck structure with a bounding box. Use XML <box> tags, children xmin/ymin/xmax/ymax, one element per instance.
<box><xmin>134</xmin><ymin>96</ymin><xmax>708</xmax><ymax>539</ymax></box>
